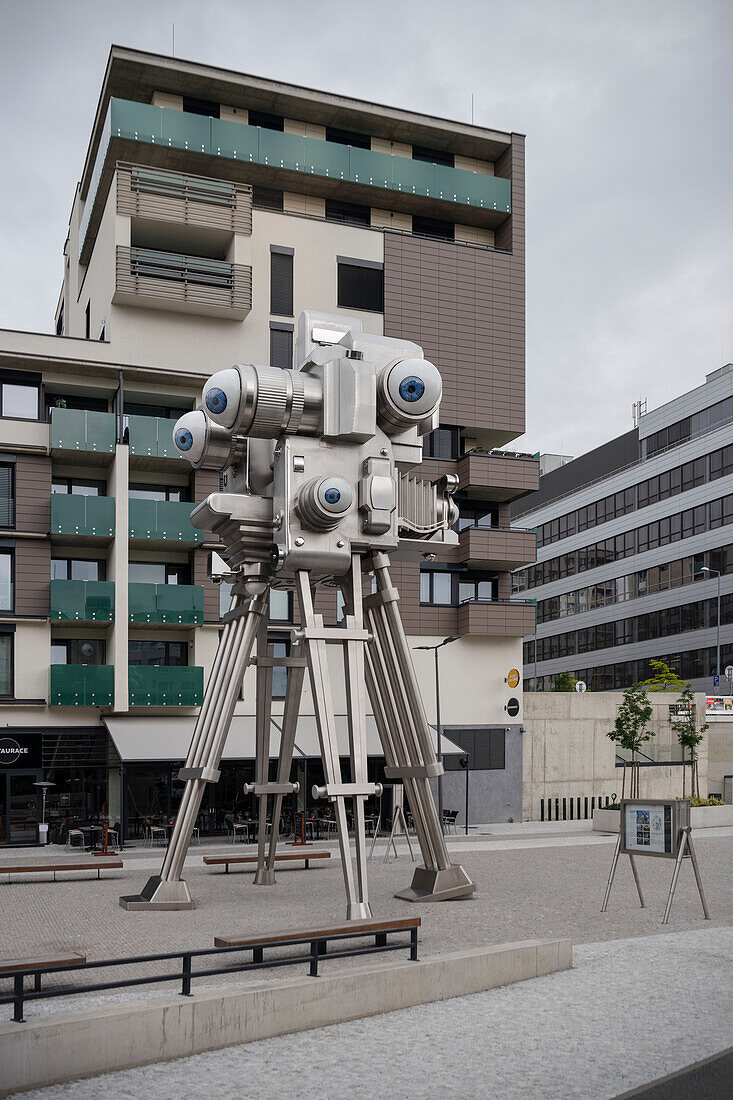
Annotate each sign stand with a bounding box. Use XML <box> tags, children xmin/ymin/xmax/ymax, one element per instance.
<box><xmin>369</xmin><ymin>785</ymin><xmax>415</xmax><ymax>863</ymax></box>
<box><xmin>601</xmin><ymin>799</ymin><xmax>711</xmax><ymax>924</ymax></box>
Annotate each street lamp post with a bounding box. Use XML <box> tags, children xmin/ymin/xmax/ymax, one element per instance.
<box><xmin>700</xmin><ymin>566</ymin><xmax>721</xmax><ymax>681</ymax></box>
<box><xmin>415</xmin><ymin>636</ymin><xmax>458</xmax><ymax>833</ymax></box>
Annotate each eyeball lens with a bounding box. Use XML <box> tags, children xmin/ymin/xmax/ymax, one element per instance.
<box><xmin>324</xmin><ymin>487</ymin><xmax>341</xmax><ymax>504</ymax></box>
<box><xmin>399</xmin><ymin>376</ymin><xmax>425</xmax><ymax>403</ymax></box>
<box><xmin>175</xmin><ymin>428</ymin><xmax>194</xmax><ymax>451</ymax></box>
<box><xmin>205</xmin><ymin>388</ymin><xmax>228</xmax><ymax>415</ymax></box>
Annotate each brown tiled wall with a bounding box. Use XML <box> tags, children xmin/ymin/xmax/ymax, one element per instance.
<box><xmin>15</xmin><ymin>454</ymin><xmax>52</xmax><ymax>533</ymax></box>
<box><xmin>15</xmin><ymin>538</ymin><xmax>51</xmax><ymax>617</ymax></box>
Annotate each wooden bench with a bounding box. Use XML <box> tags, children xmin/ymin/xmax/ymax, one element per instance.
<box><xmin>0</xmin><ymin>860</ymin><xmax>123</xmax><ymax>883</ymax></box>
<box><xmin>214</xmin><ymin>916</ymin><xmax>421</xmax><ymax>976</ymax></box>
<box><xmin>203</xmin><ymin>850</ymin><xmax>330</xmax><ymax>873</ymax></box>
<box><xmin>0</xmin><ymin>952</ymin><xmax>86</xmax><ymax>994</ymax></box>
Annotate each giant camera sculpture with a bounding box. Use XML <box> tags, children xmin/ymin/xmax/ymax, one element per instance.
<box><xmin>122</xmin><ymin>312</ymin><xmax>475</xmax><ymax>915</ymax></box>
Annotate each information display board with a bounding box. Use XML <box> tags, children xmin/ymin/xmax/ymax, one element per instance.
<box><xmin>620</xmin><ymin>799</ymin><xmax>690</xmax><ymax>860</ymax></box>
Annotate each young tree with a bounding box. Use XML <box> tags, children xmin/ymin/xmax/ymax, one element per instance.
<box><xmin>638</xmin><ymin>659</ymin><xmax>687</xmax><ymax>692</ymax></box>
<box><xmin>669</xmin><ymin>685</ymin><xmax>708</xmax><ymax>799</ymax></box>
<box><xmin>552</xmin><ymin>671</ymin><xmax>577</xmax><ymax>692</ymax></box>
<box><xmin>607</xmin><ymin>684</ymin><xmax>654</xmax><ymax>797</ymax></box>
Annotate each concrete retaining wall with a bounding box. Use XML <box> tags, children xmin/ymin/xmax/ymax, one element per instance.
<box><xmin>0</xmin><ymin>939</ymin><xmax>571</xmax><ymax>1095</ymax></box>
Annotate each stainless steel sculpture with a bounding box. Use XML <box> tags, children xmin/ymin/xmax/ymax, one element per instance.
<box><xmin>121</xmin><ymin>312</ymin><xmax>476</xmax><ymax>915</ymax></box>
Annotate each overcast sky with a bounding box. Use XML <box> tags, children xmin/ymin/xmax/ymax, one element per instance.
<box><xmin>0</xmin><ymin>0</ymin><xmax>730</xmax><ymax>457</ymax></box>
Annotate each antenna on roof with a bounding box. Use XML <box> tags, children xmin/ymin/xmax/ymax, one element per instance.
<box><xmin>172</xmin><ymin>22</ymin><xmax>175</xmax><ymax>57</ymax></box>
<box><xmin>471</xmin><ymin>93</ymin><xmax>475</xmax><ymax>125</ymax></box>
<box><xmin>632</xmin><ymin>398</ymin><xmax>647</xmax><ymax>427</ymax></box>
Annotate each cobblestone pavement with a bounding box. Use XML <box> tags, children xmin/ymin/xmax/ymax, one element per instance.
<box><xmin>0</xmin><ymin>824</ymin><xmax>730</xmax><ymax>1014</ymax></box>
<box><xmin>6</xmin><ymin>926</ymin><xmax>733</xmax><ymax>1100</ymax></box>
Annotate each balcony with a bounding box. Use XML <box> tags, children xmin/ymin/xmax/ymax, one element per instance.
<box><xmin>117</xmin><ymin>162</ymin><xmax>252</xmax><ymax>234</ymax></box>
<box><xmin>79</xmin><ymin>98</ymin><xmax>512</xmax><ymax>261</ymax></box>
<box><xmin>129</xmin><ymin>665</ymin><xmax>204</xmax><ymax>707</ymax></box>
<box><xmin>127</xmin><ymin>414</ymin><xmax>182</xmax><ymax>462</ymax></box>
<box><xmin>128</xmin><ymin>499</ymin><xmax>202</xmax><ymax>545</ymax></box>
<box><xmin>50</xmin><ymin>664</ymin><xmax>114</xmax><ymax>707</ymax></box>
<box><xmin>457</xmin><ymin>451</ymin><xmax>540</xmax><ymax>503</ymax></box>
<box><xmin>129</xmin><ymin>583</ymin><xmax>204</xmax><ymax>625</ymax></box>
<box><xmin>457</xmin><ymin>599</ymin><xmax>535</xmax><ymax>637</ymax></box>
<box><xmin>114</xmin><ymin>246</ymin><xmax>252</xmax><ymax>320</ymax></box>
<box><xmin>50</xmin><ymin>580</ymin><xmax>114</xmax><ymax>623</ymax></box>
<box><xmin>50</xmin><ymin>408</ymin><xmax>116</xmax><ymax>463</ymax></box>
<box><xmin>457</xmin><ymin>527</ymin><xmax>536</xmax><ymax>571</ymax></box>
<box><xmin>51</xmin><ymin>494</ymin><xmax>115</xmax><ymax>540</ymax></box>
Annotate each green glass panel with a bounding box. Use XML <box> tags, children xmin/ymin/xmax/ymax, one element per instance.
<box><xmin>128</xmin><ymin>582</ymin><xmax>155</xmax><ymax>622</ymax></box>
<box><xmin>157</xmin><ymin>419</ymin><xmax>181</xmax><ymax>460</ymax></box>
<box><xmin>50</xmin><ymin>580</ymin><xmax>114</xmax><ymax>622</ymax></box>
<box><xmin>434</xmin><ymin>163</ymin><xmax>473</xmax><ymax>204</ymax></box>
<box><xmin>127</xmin><ymin>415</ymin><xmax>157</xmax><ymax>456</ymax></box>
<box><xmin>111</xmin><ymin>99</ymin><xmax>164</xmax><ymax>143</ymax></box>
<box><xmin>128</xmin><ymin>498</ymin><xmax>157</xmax><ymax>539</ymax></box>
<box><xmin>161</xmin><ymin>106</ymin><xmax>211</xmax><ymax>152</ymax></box>
<box><xmin>210</xmin><ymin>116</ymin><xmax>260</xmax><ymax>160</ymax></box>
<box><xmin>129</xmin><ymin>499</ymin><xmax>202</xmax><ymax>543</ymax></box>
<box><xmin>155</xmin><ymin>584</ymin><xmax>204</xmax><ymax>624</ymax></box>
<box><xmin>128</xmin><ymin>665</ymin><xmax>203</xmax><ymax>707</ymax></box>
<box><xmin>258</xmin><ymin>129</ymin><xmax>306</xmax><ymax>172</ymax></box>
<box><xmin>50</xmin><ymin>495</ymin><xmax>115</xmax><ymax>538</ymax></box>
<box><xmin>392</xmin><ymin>156</ymin><xmax>435</xmax><ymax>196</ymax></box>
<box><xmin>305</xmin><ymin>136</ymin><xmax>349</xmax><ymax>178</ymax></box>
<box><xmin>348</xmin><ymin>146</ymin><xmax>393</xmax><ymax>189</ymax></box>
<box><xmin>50</xmin><ymin>664</ymin><xmax>114</xmax><ymax>707</ymax></box>
<box><xmin>50</xmin><ymin>408</ymin><xmax>115</xmax><ymax>453</ymax></box>
<box><xmin>475</xmin><ymin>172</ymin><xmax>511</xmax><ymax>212</ymax></box>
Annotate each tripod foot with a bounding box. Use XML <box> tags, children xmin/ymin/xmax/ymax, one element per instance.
<box><xmin>119</xmin><ymin>875</ymin><xmax>195</xmax><ymax>911</ymax></box>
<box><xmin>347</xmin><ymin>901</ymin><xmax>374</xmax><ymax>920</ymax></box>
<box><xmin>253</xmin><ymin>867</ymin><xmax>276</xmax><ymax>885</ymax></box>
<box><xmin>395</xmin><ymin>864</ymin><xmax>476</xmax><ymax>903</ymax></box>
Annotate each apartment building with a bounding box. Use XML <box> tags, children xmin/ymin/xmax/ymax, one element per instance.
<box><xmin>0</xmin><ymin>46</ymin><xmax>535</xmax><ymax>845</ymax></box>
<box><xmin>514</xmin><ymin>365</ymin><xmax>733</xmax><ymax>695</ymax></box>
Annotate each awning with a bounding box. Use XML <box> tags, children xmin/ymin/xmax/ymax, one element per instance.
<box><xmin>103</xmin><ymin>715</ymin><xmax>464</xmax><ymax>763</ymax></box>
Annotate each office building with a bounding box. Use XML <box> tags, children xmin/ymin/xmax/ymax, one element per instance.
<box><xmin>0</xmin><ymin>46</ymin><xmax>534</xmax><ymax>844</ymax></box>
<box><xmin>513</xmin><ymin>365</ymin><xmax>733</xmax><ymax>694</ymax></box>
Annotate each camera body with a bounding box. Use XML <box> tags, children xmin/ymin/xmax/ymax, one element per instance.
<box><xmin>173</xmin><ymin>312</ymin><xmax>457</xmax><ymax>581</ymax></box>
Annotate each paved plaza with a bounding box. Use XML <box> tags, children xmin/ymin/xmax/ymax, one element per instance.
<box><xmin>1</xmin><ymin>821</ymin><xmax>731</xmax><ymax>1095</ymax></box>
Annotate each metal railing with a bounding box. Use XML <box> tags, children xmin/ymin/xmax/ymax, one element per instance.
<box><xmin>1</xmin><ymin>926</ymin><xmax>419</xmax><ymax>1023</ymax></box>
<box><xmin>540</xmin><ymin>794</ymin><xmax>612</xmax><ymax>821</ymax></box>
<box><xmin>117</xmin><ymin>163</ymin><xmax>252</xmax><ymax>236</ymax></box>
<box><xmin>115</xmin><ymin>247</ymin><xmax>252</xmax><ymax>316</ymax></box>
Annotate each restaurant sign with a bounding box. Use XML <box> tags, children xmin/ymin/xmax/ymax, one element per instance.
<box><xmin>0</xmin><ymin>731</ymin><xmax>42</xmax><ymax>769</ymax></box>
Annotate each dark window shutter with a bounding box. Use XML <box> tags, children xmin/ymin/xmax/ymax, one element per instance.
<box><xmin>0</xmin><ymin>465</ymin><xmax>13</xmax><ymax>528</ymax></box>
<box><xmin>337</xmin><ymin>262</ymin><xmax>383</xmax><ymax>312</ymax></box>
<box><xmin>270</xmin><ymin>328</ymin><xmax>293</xmax><ymax>370</ymax></box>
<box><xmin>270</xmin><ymin>252</ymin><xmax>293</xmax><ymax>316</ymax></box>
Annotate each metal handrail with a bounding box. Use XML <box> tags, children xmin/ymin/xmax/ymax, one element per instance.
<box><xmin>128</xmin><ymin>247</ymin><xmax>234</xmax><ymax>288</ymax></box>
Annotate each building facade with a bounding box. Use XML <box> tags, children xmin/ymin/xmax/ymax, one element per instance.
<box><xmin>513</xmin><ymin>365</ymin><xmax>733</xmax><ymax>696</ymax></box>
<box><xmin>0</xmin><ymin>47</ymin><xmax>535</xmax><ymax>845</ymax></box>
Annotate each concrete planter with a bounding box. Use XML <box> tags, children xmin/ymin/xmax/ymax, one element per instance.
<box><xmin>593</xmin><ymin>804</ymin><xmax>733</xmax><ymax>832</ymax></box>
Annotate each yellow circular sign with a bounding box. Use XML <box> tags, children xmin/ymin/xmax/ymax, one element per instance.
<box><xmin>507</xmin><ymin>668</ymin><xmax>520</xmax><ymax>689</ymax></box>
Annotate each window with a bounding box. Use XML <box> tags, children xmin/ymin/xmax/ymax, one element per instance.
<box><xmin>52</xmin><ymin>478</ymin><xmax>106</xmax><ymax>496</ymax></box>
<box><xmin>458</xmin><ymin>578</ymin><xmax>495</xmax><ymax>603</ymax></box>
<box><xmin>124</xmin><ymin>400</ymin><xmax>189</xmax><ymax>420</ymax></box>
<box><xmin>270</xmin><ymin>324</ymin><xmax>293</xmax><ymax>369</ymax></box>
<box><xmin>270</xmin><ymin>248</ymin><xmax>294</xmax><ymax>316</ymax></box>
<box><xmin>247</xmin><ymin>110</ymin><xmax>284</xmax><ymax>131</ymax></box>
<box><xmin>412</xmin><ymin>145</ymin><xmax>454</xmax><ymax>168</ymax></box>
<box><xmin>456</xmin><ymin>505</ymin><xmax>497</xmax><ymax>531</ymax></box>
<box><xmin>412</xmin><ymin>215</ymin><xmax>454</xmax><ymax>241</ymax></box>
<box><xmin>0</xmin><ymin>633</ymin><xmax>12</xmax><ymax>695</ymax></box>
<box><xmin>1</xmin><ymin>380</ymin><xmax>40</xmax><ymax>420</ymax></box>
<box><xmin>52</xmin><ymin>558</ymin><xmax>104</xmax><ymax>582</ymax></box>
<box><xmin>325</xmin><ymin>200</ymin><xmax>370</xmax><ymax>226</ymax></box>
<box><xmin>0</xmin><ymin>464</ymin><xmax>13</xmax><ymax>527</ymax></box>
<box><xmin>0</xmin><ymin>552</ymin><xmax>12</xmax><ymax>611</ymax></box>
<box><xmin>448</xmin><ymin>728</ymin><xmax>505</xmax><ymax>770</ymax></box>
<box><xmin>269</xmin><ymin>636</ymin><xmax>290</xmax><ymax>699</ymax></box>
<box><xmin>55</xmin><ymin>304</ymin><xmax>64</xmax><ymax>336</ymax></box>
<box><xmin>269</xmin><ymin>589</ymin><xmax>292</xmax><ymax>622</ymax></box>
<box><xmin>128</xmin><ymin>484</ymin><xmax>187</xmax><ymax>503</ymax></box>
<box><xmin>325</xmin><ymin>126</ymin><xmax>370</xmax><ymax>148</ymax></box>
<box><xmin>252</xmin><ymin>187</ymin><xmax>283</xmax><ymax>211</ymax></box>
<box><xmin>46</xmin><ymin>392</ymin><xmax>109</xmax><ymax>417</ymax></box>
<box><xmin>85</xmin><ymin>302</ymin><xmax>91</xmax><ymax>340</ymax></box>
<box><xmin>182</xmin><ymin>96</ymin><xmax>220</xmax><ymax>118</ymax></box>
<box><xmin>420</xmin><ymin>568</ymin><xmax>453</xmax><ymax>605</ymax></box>
<box><xmin>337</xmin><ymin>259</ymin><xmax>384</xmax><ymax>312</ymax></box>
<box><xmin>129</xmin><ymin>562</ymin><xmax>189</xmax><ymax>585</ymax></box>
<box><xmin>422</xmin><ymin>426</ymin><xmax>461</xmax><ymax>460</ymax></box>
<box><xmin>128</xmin><ymin>640</ymin><xmax>186</xmax><ymax>666</ymax></box>
<box><xmin>51</xmin><ymin>639</ymin><xmax>105</xmax><ymax>664</ymax></box>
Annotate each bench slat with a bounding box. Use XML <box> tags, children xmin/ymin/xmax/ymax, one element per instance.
<box><xmin>1</xmin><ymin>861</ymin><xmax>123</xmax><ymax>874</ymax></box>
<box><xmin>203</xmin><ymin>851</ymin><xmax>329</xmax><ymax>866</ymax></box>
<box><xmin>215</xmin><ymin>916</ymin><xmax>420</xmax><ymax>949</ymax></box>
<box><xmin>0</xmin><ymin>953</ymin><xmax>86</xmax><ymax>974</ymax></box>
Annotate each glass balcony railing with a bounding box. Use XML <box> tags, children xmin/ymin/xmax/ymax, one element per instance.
<box><xmin>80</xmin><ymin>97</ymin><xmax>512</xmax><ymax>255</ymax></box>
<box><xmin>50</xmin><ymin>408</ymin><xmax>116</xmax><ymax>455</ymax></box>
<box><xmin>128</xmin><ymin>665</ymin><xmax>204</xmax><ymax>707</ymax></box>
<box><xmin>50</xmin><ymin>580</ymin><xmax>114</xmax><ymax>622</ymax></box>
<box><xmin>129</xmin><ymin>583</ymin><xmax>204</xmax><ymax>625</ymax></box>
<box><xmin>128</xmin><ymin>499</ymin><xmax>202</xmax><ymax>544</ymax></box>
<box><xmin>50</xmin><ymin>664</ymin><xmax>114</xmax><ymax>707</ymax></box>
<box><xmin>51</xmin><ymin>494</ymin><xmax>115</xmax><ymax>538</ymax></box>
<box><xmin>126</xmin><ymin>414</ymin><xmax>181</xmax><ymax>460</ymax></box>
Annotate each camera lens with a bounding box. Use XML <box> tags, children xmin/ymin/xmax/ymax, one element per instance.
<box><xmin>175</xmin><ymin>428</ymin><xmax>194</xmax><ymax>451</ymax></box>
<box><xmin>399</xmin><ymin>377</ymin><xmax>425</xmax><ymax>402</ymax></box>
<box><xmin>324</xmin><ymin>487</ymin><xmax>341</xmax><ymax>504</ymax></box>
<box><xmin>205</xmin><ymin>387</ymin><xmax>228</xmax><ymax>415</ymax></box>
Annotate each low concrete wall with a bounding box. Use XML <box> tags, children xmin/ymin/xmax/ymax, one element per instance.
<box><xmin>0</xmin><ymin>940</ymin><xmax>571</xmax><ymax>1095</ymax></box>
<box><xmin>592</xmin><ymin>805</ymin><xmax>733</xmax><ymax>832</ymax></box>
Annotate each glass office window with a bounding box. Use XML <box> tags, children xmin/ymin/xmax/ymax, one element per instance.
<box><xmin>1</xmin><ymin>382</ymin><xmax>39</xmax><ymax>419</ymax></box>
<box><xmin>0</xmin><ymin>552</ymin><xmax>12</xmax><ymax>611</ymax></box>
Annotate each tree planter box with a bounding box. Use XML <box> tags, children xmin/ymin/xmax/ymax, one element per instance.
<box><xmin>592</xmin><ymin>805</ymin><xmax>733</xmax><ymax>832</ymax></box>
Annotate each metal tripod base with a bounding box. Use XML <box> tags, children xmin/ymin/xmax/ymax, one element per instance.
<box><xmin>119</xmin><ymin>875</ymin><xmax>195</xmax><ymax>911</ymax></box>
<box><xmin>253</xmin><ymin>867</ymin><xmax>276</xmax><ymax>885</ymax></box>
<box><xmin>395</xmin><ymin>864</ymin><xmax>476</xmax><ymax>903</ymax></box>
<box><xmin>347</xmin><ymin>901</ymin><xmax>374</xmax><ymax>920</ymax></box>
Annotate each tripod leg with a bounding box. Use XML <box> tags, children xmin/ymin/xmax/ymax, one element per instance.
<box><xmin>662</xmin><ymin>829</ymin><xmax>688</xmax><ymax>924</ymax></box>
<box><xmin>601</xmin><ymin>833</ymin><xmax>621</xmax><ymax>912</ymax></box>
<box><xmin>254</xmin><ymin>621</ymin><xmax>275</xmax><ymax>884</ymax></box>
<box><xmin>365</xmin><ymin>553</ymin><xmax>475</xmax><ymax>903</ymax></box>
<box><xmin>340</xmin><ymin>555</ymin><xmax>371</xmax><ymax>912</ymax></box>
<box><xmin>686</xmin><ymin>832</ymin><xmax>711</xmax><ymax>920</ymax></box>
<box><xmin>121</xmin><ymin>590</ymin><xmax>269</xmax><ymax>910</ymax></box>
<box><xmin>629</xmin><ymin>854</ymin><xmax>645</xmax><ymax>908</ymax></box>
<box><xmin>264</xmin><ymin>640</ymin><xmax>306</xmax><ymax>875</ymax></box>
<box><xmin>400</xmin><ymin>807</ymin><xmax>416</xmax><ymax>862</ymax></box>
<box><xmin>296</xmin><ymin>572</ymin><xmax>369</xmax><ymax>920</ymax></box>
